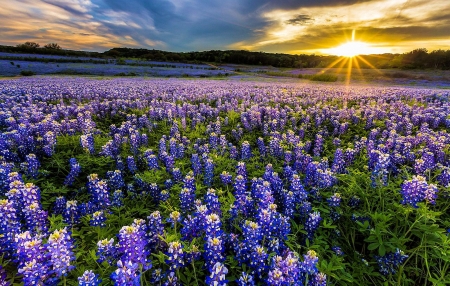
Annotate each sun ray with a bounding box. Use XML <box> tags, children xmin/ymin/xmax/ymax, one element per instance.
<box><xmin>355</xmin><ymin>56</ymin><xmax>384</xmax><ymax>75</ymax></box>
<box><xmin>319</xmin><ymin>57</ymin><xmax>346</xmax><ymax>73</ymax></box>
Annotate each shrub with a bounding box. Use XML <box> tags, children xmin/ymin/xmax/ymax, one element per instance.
<box><xmin>20</xmin><ymin>70</ymin><xmax>35</xmax><ymax>76</ymax></box>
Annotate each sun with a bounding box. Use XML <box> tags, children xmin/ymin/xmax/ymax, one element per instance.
<box><xmin>328</xmin><ymin>41</ymin><xmax>370</xmax><ymax>57</ymax></box>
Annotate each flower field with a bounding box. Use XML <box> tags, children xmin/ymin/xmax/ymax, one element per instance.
<box><xmin>1</xmin><ymin>77</ymin><xmax>450</xmax><ymax>285</ymax></box>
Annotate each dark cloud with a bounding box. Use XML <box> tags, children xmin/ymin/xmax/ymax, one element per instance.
<box><xmin>286</xmin><ymin>15</ymin><xmax>314</xmax><ymax>25</ymax></box>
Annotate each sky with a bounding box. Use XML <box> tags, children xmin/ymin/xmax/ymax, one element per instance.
<box><xmin>1</xmin><ymin>0</ymin><xmax>450</xmax><ymax>55</ymax></box>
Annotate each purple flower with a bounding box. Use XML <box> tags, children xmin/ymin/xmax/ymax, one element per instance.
<box><xmin>47</xmin><ymin>227</ymin><xmax>75</xmax><ymax>277</ymax></box>
<box><xmin>78</xmin><ymin>270</ymin><xmax>101</xmax><ymax>286</ymax></box>
<box><xmin>375</xmin><ymin>249</ymin><xmax>408</xmax><ymax>276</ymax></box>
<box><xmin>90</xmin><ymin>211</ymin><xmax>107</xmax><ymax>227</ymax></box>
<box><xmin>166</xmin><ymin>241</ymin><xmax>185</xmax><ymax>271</ymax></box>
<box><xmin>206</xmin><ymin>262</ymin><xmax>228</xmax><ymax>286</ymax></box>
<box><xmin>301</xmin><ymin>250</ymin><xmax>319</xmax><ymax>275</ymax></box>
<box><xmin>241</xmin><ymin>141</ymin><xmax>252</xmax><ymax>160</ymax></box>
<box><xmin>400</xmin><ymin>175</ymin><xmax>438</xmax><ymax>207</ymax></box>
<box><xmin>64</xmin><ymin>158</ymin><xmax>80</xmax><ymax>186</ymax></box>
<box><xmin>117</xmin><ymin>221</ymin><xmax>151</xmax><ymax>269</ymax></box>
<box><xmin>204</xmin><ymin>159</ymin><xmax>214</xmax><ymax>187</ymax></box>
<box><xmin>237</xmin><ymin>272</ymin><xmax>255</xmax><ymax>286</ymax></box>
<box><xmin>111</xmin><ymin>260</ymin><xmax>140</xmax><ymax>286</ymax></box>
<box><xmin>327</xmin><ymin>193</ymin><xmax>341</xmax><ymax>207</ymax></box>
<box><xmin>80</xmin><ymin>134</ymin><xmax>95</xmax><ymax>154</ymax></box>
<box><xmin>305</xmin><ymin>212</ymin><xmax>321</xmax><ymax>242</ymax></box>
<box><xmin>220</xmin><ymin>171</ymin><xmax>232</xmax><ymax>185</ymax></box>
<box><xmin>97</xmin><ymin>238</ymin><xmax>118</xmax><ymax>265</ymax></box>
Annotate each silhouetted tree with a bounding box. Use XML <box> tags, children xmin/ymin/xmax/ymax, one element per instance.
<box><xmin>17</xmin><ymin>42</ymin><xmax>40</xmax><ymax>49</ymax></box>
<box><xmin>44</xmin><ymin>43</ymin><xmax>62</xmax><ymax>50</ymax></box>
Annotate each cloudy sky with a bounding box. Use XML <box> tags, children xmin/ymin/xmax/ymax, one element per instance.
<box><xmin>1</xmin><ymin>0</ymin><xmax>449</xmax><ymax>54</ymax></box>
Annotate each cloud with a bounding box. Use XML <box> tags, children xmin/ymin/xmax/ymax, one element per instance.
<box><xmin>0</xmin><ymin>0</ymin><xmax>449</xmax><ymax>53</ymax></box>
<box><xmin>286</xmin><ymin>15</ymin><xmax>314</xmax><ymax>25</ymax></box>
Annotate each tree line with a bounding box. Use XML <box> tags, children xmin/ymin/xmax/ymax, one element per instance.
<box><xmin>1</xmin><ymin>42</ymin><xmax>449</xmax><ymax>70</ymax></box>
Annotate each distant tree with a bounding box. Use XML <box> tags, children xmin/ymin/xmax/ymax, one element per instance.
<box><xmin>44</xmin><ymin>43</ymin><xmax>62</xmax><ymax>50</ymax></box>
<box><xmin>17</xmin><ymin>42</ymin><xmax>40</xmax><ymax>49</ymax></box>
<box><xmin>401</xmin><ymin>48</ymin><xmax>428</xmax><ymax>69</ymax></box>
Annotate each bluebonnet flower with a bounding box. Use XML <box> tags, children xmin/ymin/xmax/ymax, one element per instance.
<box><xmin>160</xmin><ymin>190</ymin><xmax>170</xmax><ymax>202</ymax></box>
<box><xmin>127</xmin><ymin>156</ymin><xmax>137</xmax><ymax>174</ymax></box>
<box><xmin>24</xmin><ymin>154</ymin><xmax>40</xmax><ymax>179</ymax></box>
<box><xmin>90</xmin><ymin>211</ymin><xmax>107</xmax><ymax>227</ymax></box>
<box><xmin>282</xmin><ymin>190</ymin><xmax>295</xmax><ymax>218</ymax></box>
<box><xmin>78</xmin><ymin>270</ymin><xmax>101</xmax><ymax>286</ymax></box>
<box><xmin>97</xmin><ymin>238</ymin><xmax>118</xmax><ymax>265</ymax></box>
<box><xmin>18</xmin><ymin>258</ymin><xmax>50</xmax><ymax>286</ymax></box>
<box><xmin>400</xmin><ymin>175</ymin><xmax>438</xmax><ymax>207</ymax></box>
<box><xmin>180</xmin><ymin>188</ymin><xmax>196</xmax><ymax>214</ymax></box>
<box><xmin>181</xmin><ymin>215</ymin><xmax>201</xmax><ymax>241</ymax></box>
<box><xmin>64</xmin><ymin>158</ymin><xmax>81</xmax><ymax>186</ymax></box>
<box><xmin>47</xmin><ymin>227</ymin><xmax>75</xmax><ymax>277</ymax></box>
<box><xmin>290</xmin><ymin>174</ymin><xmax>307</xmax><ymax>203</ymax></box>
<box><xmin>204</xmin><ymin>159</ymin><xmax>214</xmax><ymax>187</ymax></box>
<box><xmin>242</xmin><ymin>220</ymin><xmax>262</xmax><ymax>246</ymax></box>
<box><xmin>204</xmin><ymin>236</ymin><xmax>225</xmax><ymax>271</ymax></box>
<box><xmin>241</xmin><ymin>141</ymin><xmax>252</xmax><ymax>160</ymax></box>
<box><xmin>15</xmin><ymin>231</ymin><xmax>50</xmax><ymax>284</ymax></box>
<box><xmin>327</xmin><ymin>193</ymin><xmax>341</xmax><ymax>207</ymax></box>
<box><xmin>167</xmin><ymin>211</ymin><xmax>182</xmax><ymax>228</ymax></box>
<box><xmin>172</xmin><ymin>168</ymin><xmax>182</xmax><ymax>182</ymax></box>
<box><xmin>237</xmin><ymin>272</ymin><xmax>255</xmax><ymax>286</ymax></box>
<box><xmin>0</xmin><ymin>265</ymin><xmax>9</xmax><ymax>286</ymax></box>
<box><xmin>205</xmin><ymin>188</ymin><xmax>221</xmax><ymax>215</ymax></box>
<box><xmin>185</xmin><ymin>245</ymin><xmax>201</xmax><ymax>264</ymax></box>
<box><xmin>317</xmin><ymin>168</ymin><xmax>337</xmax><ymax>189</ymax></box>
<box><xmin>250</xmin><ymin>245</ymin><xmax>269</xmax><ymax>279</ymax></box>
<box><xmin>375</xmin><ymin>249</ymin><xmax>408</xmax><ymax>276</ymax></box>
<box><xmin>53</xmin><ymin>197</ymin><xmax>66</xmax><ymax>215</ymax></box>
<box><xmin>23</xmin><ymin>202</ymin><xmax>49</xmax><ymax>235</ymax></box>
<box><xmin>63</xmin><ymin>200</ymin><xmax>80</xmax><ymax>226</ymax></box>
<box><xmin>301</xmin><ymin>250</ymin><xmax>319</xmax><ymax>275</ymax></box>
<box><xmin>267</xmin><ymin>268</ymin><xmax>284</xmax><ymax>285</ymax></box>
<box><xmin>166</xmin><ymin>241</ymin><xmax>185</xmax><ymax>271</ymax></box>
<box><xmin>220</xmin><ymin>171</ymin><xmax>232</xmax><ymax>185</ymax></box>
<box><xmin>112</xmin><ymin>190</ymin><xmax>124</xmax><ymax>207</ymax></box>
<box><xmin>206</xmin><ymin>262</ymin><xmax>228</xmax><ymax>286</ymax></box>
<box><xmin>114</xmin><ymin>156</ymin><xmax>125</xmax><ymax>172</ymax></box>
<box><xmin>305</xmin><ymin>212</ymin><xmax>321</xmax><ymax>242</ymax></box>
<box><xmin>348</xmin><ymin>196</ymin><xmax>361</xmax><ymax>209</ymax></box>
<box><xmin>332</xmin><ymin>246</ymin><xmax>344</xmax><ymax>256</ymax></box>
<box><xmin>437</xmin><ymin>165</ymin><xmax>450</xmax><ymax>187</ymax></box>
<box><xmin>370</xmin><ymin>150</ymin><xmax>390</xmax><ymax>187</ymax></box>
<box><xmin>331</xmin><ymin>148</ymin><xmax>346</xmax><ymax>174</ymax></box>
<box><xmin>191</xmin><ymin>154</ymin><xmax>202</xmax><ymax>176</ymax></box>
<box><xmin>43</xmin><ymin>131</ymin><xmax>57</xmax><ymax>156</ymax></box>
<box><xmin>313</xmin><ymin>134</ymin><xmax>324</xmax><ymax>157</ymax></box>
<box><xmin>145</xmin><ymin>154</ymin><xmax>159</xmax><ymax>170</ymax></box>
<box><xmin>150</xmin><ymin>268</ymin><xmax>165</xmax><ymax>284</ymax></box>
<box><xmin>309</xmin><ymin>273</ymin><xmax>327</xmax><ymax>286</ymax></box>
<box><xmin>117</xmin><ymin>221</ymin><xmax>151</xmax><ymax>270</ymax></box>
<box><xmin>163</xmin><ymin>271</ymin><xmax>179</xmax><ymax>286</ymax></box>
<box><xmin>209</xmin><ymin>132</ymin><xmax>218</xmax><ymax>150</ymax></box>
<box><xmin>107</xmin><ymin>170</ymin><xmax>125</xmax><ymax>190</ymax></box>
<box><xmin>234</xmin><ymin>175</ymin><xmax>247</xmax><ymax>198</ymax></box>
<box><xmin>111</xmin><ymin>260</ymin><xmax>140</xmax><ymax>286</ymax></box>
<box><xmin>87</xmin><ymin>174</ymin><xmax>110</xmax><ymax>210</ymax></box>
<box><xmin>147</xmin><ymin>211</ymin><xmax>164</xmax><ymax>250</ymax></box>
<box><xmin>257</xmin><ymin>137</ymin><xmax>266</xmax><ymax>157</ymax></box>
<box><xmin>80</xmin><ymin>134</ymin><xmax>95</xmax><ymax>154</ymax></box>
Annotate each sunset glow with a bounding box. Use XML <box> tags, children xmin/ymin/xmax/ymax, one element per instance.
<box><xmin>0</xmin><ymin>0</ymin><xmax>449</xmax><ymax>53</ymax></box>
